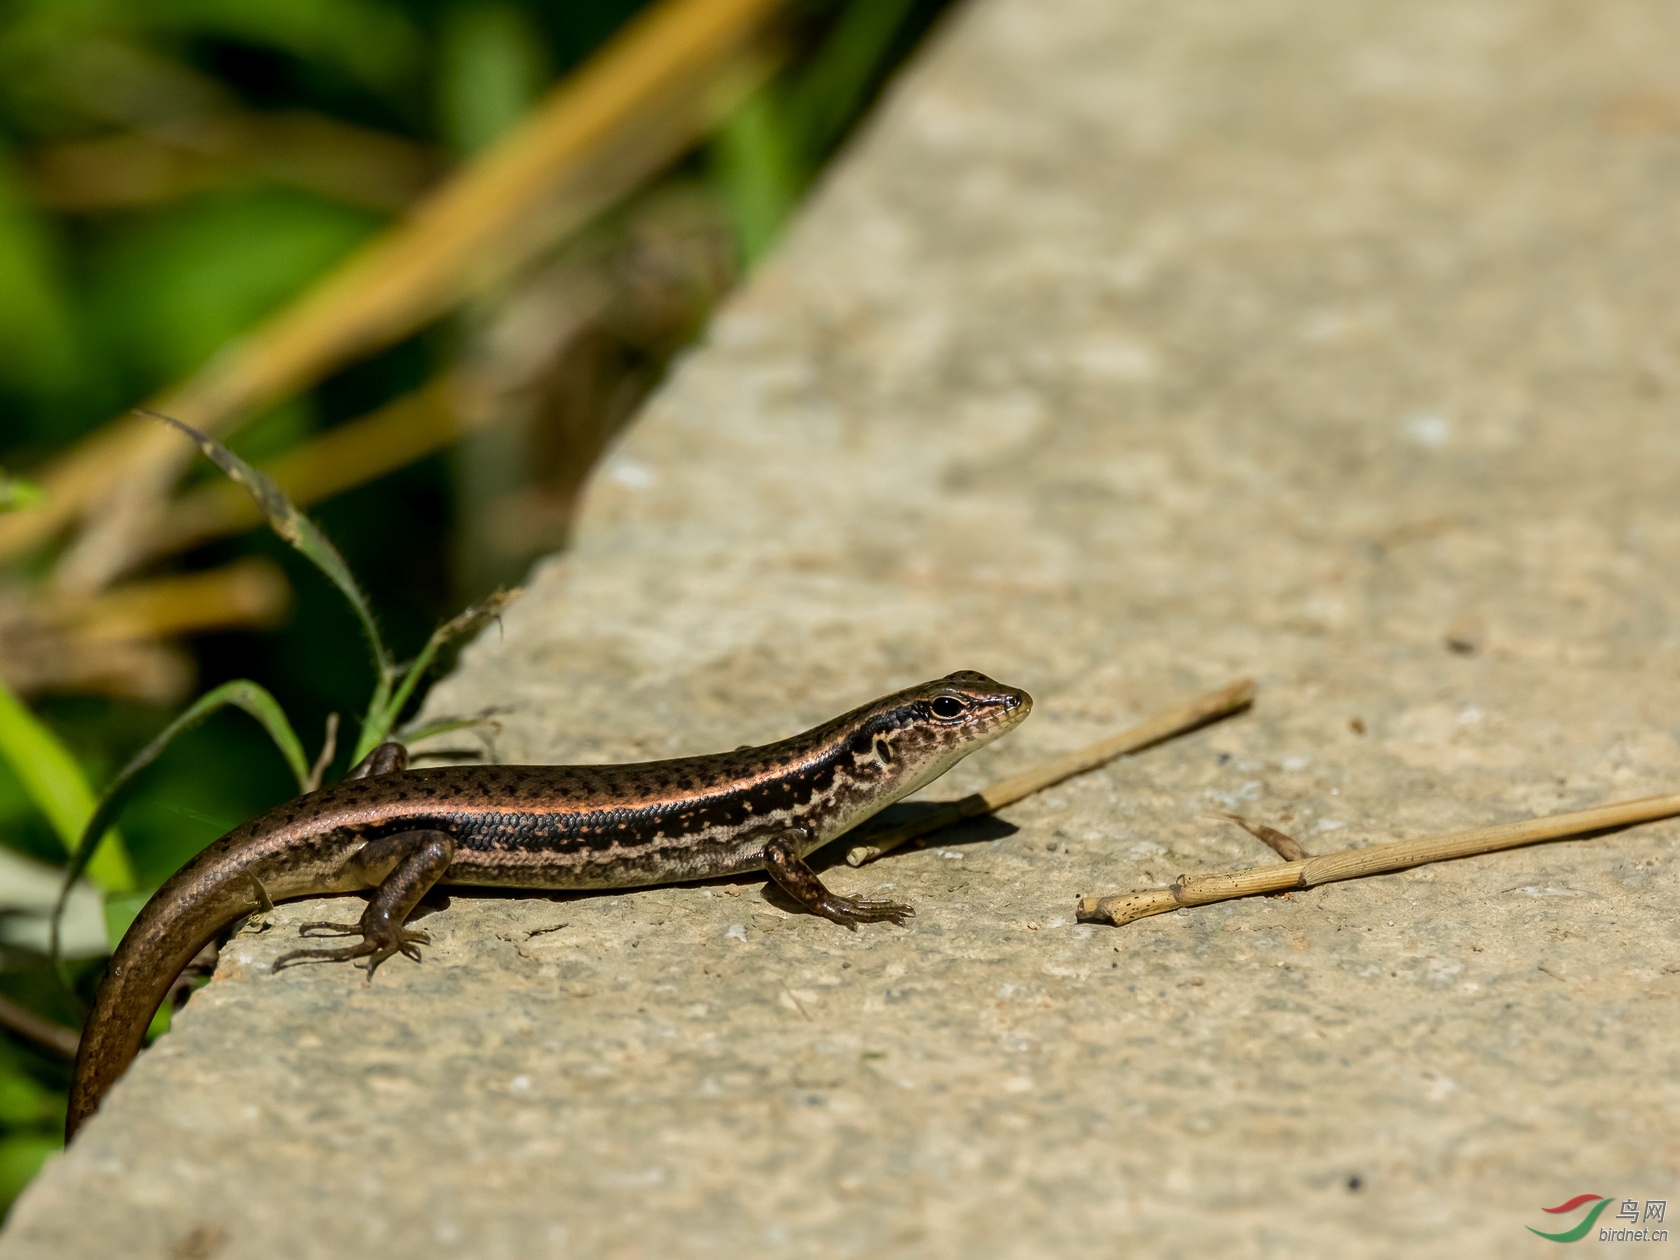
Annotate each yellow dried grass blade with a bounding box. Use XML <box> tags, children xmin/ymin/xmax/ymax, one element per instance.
<box><xmin>0</xmin><ymin>0</ymin><xmax>784</xmax><ymax>583</ymax></box>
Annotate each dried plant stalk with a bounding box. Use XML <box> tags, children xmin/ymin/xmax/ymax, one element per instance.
<box><xmin>30</xmin><ymin>112</ymin><xmax>442</xmax><ymax>215</ymax></box>
<box><xmin>846</xmin><ymin>679</ymin><xmax>1255</xmax><ymax>867</ymax></box>
<box><xmin>2</xmin><ymin>0</ymin><xmax>784</xmax><ymax>587</ymax></box>
<box><xmin>0</xmin><ymin>560</ymin><xmax>290</xmax><ymax>701</ymax></box>
<box><xmin>0</xmin><ymin>992</ymin><xmax>79</xmax><ymax>1059</ymax></box>
<box><xmin>1219</xmin><ymin>813</ymin><xmax>1310</xmax><ymax>861</ymax></box>
<box><xmin>1077</xmin><ymin>792</ymin><xmax>1680</xmax><ymax>927</ymax></box>
<box><xmin>70</xmin><ymin>559</ymin><xmax>290</xmax><ymax>642</ymax></box>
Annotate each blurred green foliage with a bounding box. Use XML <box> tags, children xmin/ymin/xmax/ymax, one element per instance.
<box><xmin>0</xmin><ymin>675</ymin><xmax>133</xmax><ymax>890</ymax></box>
<box><xmin>439</xmin><ymin>2</ymin><xmax>547</xmax><ymax>153</ymax></box>
<box><xmin>0</xmin><ymin>151</ymin><xmax>77</xmax><ymax>401</ymax></box>
<box><xmin>0</xmin><ymin>0</ymin><xmax>950</xmax><ymax>1220</ymax></box>
<box><xmin>89</xmin><ymin>190</ymin><xmax>383</xmax><ymax>386</ymax></box>
<box><xmin>714</xmin><ymin>0</ymin><xmax>920</xmax><ymax>262</ymax></box>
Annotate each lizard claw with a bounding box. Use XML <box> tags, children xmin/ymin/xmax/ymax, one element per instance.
<box><xmin>273</xmin><ymin>924</ymin><xmax>431</xmax><ymax>979</ymax></box>
<box><xmin>272</xmin><ymin>830</ymin><xmax>453</xmax><ymax>980</ymax></box>
<box><xmin>296</xmin><ymin>919</ymin><xmax>364</xmax><ymax>937</ymax></box>
<box><xmin>760</xmin><ymin>834</ymin><xmax>916</xmax><ymax>929</ymax></box>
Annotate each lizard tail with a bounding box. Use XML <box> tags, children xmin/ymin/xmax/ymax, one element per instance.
<box><xmin>67</xmin><ymin>853</ymin><xmax>266</xmax><ymax>1140</ymax></box>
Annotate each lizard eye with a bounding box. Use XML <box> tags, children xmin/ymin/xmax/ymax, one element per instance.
<box><xmin>930</xmin><ymin>696</ymin><xmax>966</xmax><ymax>719</ymax></box>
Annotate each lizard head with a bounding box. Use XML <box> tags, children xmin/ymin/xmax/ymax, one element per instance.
<box><xmin>852</xmin><ymin>670</ymin><xmax>1033</xmax><ymax>805</ymax></box>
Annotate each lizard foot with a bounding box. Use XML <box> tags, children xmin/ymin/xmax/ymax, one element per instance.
<box><xmin>809</xmin><ymin>893</ymin><xmax>915</xmax><ymax>929</ymax></box>
<box><xmin>272</xmin><ymin>921</ymin><xmax>431</xmax><ymax>977</ymax></box>
<box><xmin>271</xmin><ymin>829</ymin><xmax>454</xmax><ymax>979</ymax></box>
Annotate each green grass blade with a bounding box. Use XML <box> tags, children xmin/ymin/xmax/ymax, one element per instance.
<box><xmin>713</xmin><ymin>89</ymin><xmax>801</xmax><ymax>266</ymax></box>
<box><xmin>395</xmin><ymin>713</ymin><xmax>497</xmax><ymax>745</ymax></box>
<box><xmin>354</xmin><ymin>588</ymin><xmax>520</xmax><ymax>761</ymax></box>
<box><xmin>51</xmin><ymin>680</ymin><xmax>310</xmax><ymax>963</ymax></box>
<box><xmin>0</xmin><ymin>676</ymin><xmax>133</xmax><ymax>894</ymax></box>
<box><xmin>142</xmin><ymin>409</ymin><xmax>393</xmax><ymax>676</ymax></box>
<box><xmin>787</xmin><ymin>0</ymin><xmax>920</xmax><ymax>160</ymax></box>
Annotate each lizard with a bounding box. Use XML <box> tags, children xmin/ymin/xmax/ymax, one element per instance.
<box><xmin>67</xmin><ymin>670</ymin><xmax>1031</xmax><ymax>1137</ymax></box>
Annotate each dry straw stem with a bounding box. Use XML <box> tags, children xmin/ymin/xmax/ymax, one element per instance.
<box><xmin>846</xmin><ymin>678</ymin><xmax>1256</xmax><ymax>867</ymax></box>
<box><xmin>0</xmin><ymin>992</ymin><xmax>78</xmax><ymax>1059</ymax></box>
<box><xmin>2</xmin><ymin>0</ymin><xmax>785</xmax><ymax>586</ymax></box>
<box><xmin>66</xmin><ymin>559</ymin><xmax>290</xmax><ymax>643</ymax></box>
<box><xmin>31</xmin><ymin>111</ymin><xmax>442</xmax><ymax>215</ymax></box>
<box><xmin>1077</xmin><ymin>792</ymin><xmax>1680</xmax><ymax>927</ymax></box>
<box><xmin>0</xmin><ymin>560</ymin><xmax>290</xmax><ymax>700</ymax></box>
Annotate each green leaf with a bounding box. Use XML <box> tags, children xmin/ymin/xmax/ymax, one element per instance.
<box><xmin>395</xmin><ymin>713</ymin><xmax>494</xmax><ymax>745</ymax></box>
<box><xmin>786</xmin><ymin>0</ymin><xmax>920</xmax><ymax>160</ymax></box>
<box><xmin>0</xmin><ymin>676</ymin><xmax>133</xmax><ymax>894</ymax></box>
<box><xmin>143</xmin><ymin>411</ymin><xmax>413</xmax><ymax>792</ymax></box>
<box><xmin>53</xmin><ymin>678</ymin><xmax>310</xmax><ymax>944</ymax></box>
<box><xmin>707</xmin><ymin>0</ymin><xmax>921</xmax><ymax>266</ymax></box>
<box><xmin>355</xmin><ymin>587</ymin><xmax>520</xmax><ymax>762</ymax></box>
<box><xmin>145</xmin><ymin>411</ymin><xmax>393</xmax><ymax>681</ymax></box>
<box><xmin>712</xmin><ymin>89</ymin><xmax>801</xmax><ymax>267</ymax></box>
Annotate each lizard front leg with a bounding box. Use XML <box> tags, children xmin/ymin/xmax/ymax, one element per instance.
<box><xmin>347</xmin><ymin>740</ymin><xmax>408</xmax><ymax>779</ymax></box>
<box><xmin>761</xmin><ymin>831</ymin><xmax>914</xmax><ymax>928</ymax></box>
<box><xmin>272</xmin><ymin>829</ymin><xmax>454</xmax><ymax>977</ymax></box>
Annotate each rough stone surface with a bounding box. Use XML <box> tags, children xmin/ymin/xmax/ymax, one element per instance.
<box><xmin>7</xmin><ymin>0</ymin><xmax>1680</xmax><ymax>1255</ymax></box>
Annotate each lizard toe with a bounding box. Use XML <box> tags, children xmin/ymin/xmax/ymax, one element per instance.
<box><xmin>818</xmin><ymin>896</ymin><xmax>915</xmax><ymax>928</ymax></box>
<box><xmin>297</xmin><ymin>919</ymin><xmax>365</xmax><ymax>937</ymax></box>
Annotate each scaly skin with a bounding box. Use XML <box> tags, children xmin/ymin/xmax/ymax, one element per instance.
<box><xmin>68</xmin><ymin>671</ymin><xmax>1031</xmax><ymax>1138</ymax></box>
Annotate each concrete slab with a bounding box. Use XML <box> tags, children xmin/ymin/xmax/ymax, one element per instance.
<box><xmin>6</xmin><ymin>0</ymin><xmax>1680</xmax><ymax>1255</ymax></box>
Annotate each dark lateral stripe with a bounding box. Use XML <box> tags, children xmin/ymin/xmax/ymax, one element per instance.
<box><xmin>345</xmin><ymin>746</ymin><xmax>869</xmax><ymax>856</ymax></box>
<box><xmin>250</xmin><ymin>693</ymin><xmax>926</xmax><ymax>863</ymax></box>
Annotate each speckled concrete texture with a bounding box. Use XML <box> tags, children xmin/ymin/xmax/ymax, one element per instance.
<box><xmin>6</xmin><ymin>0</ymin><xmax>1680</xmax><ymax>1255</ymax></box>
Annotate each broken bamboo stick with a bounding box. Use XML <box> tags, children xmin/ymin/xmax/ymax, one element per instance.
<box><xmin>1077</xmin><ymin>792</ymin><xmax>1680</xmax><ymax>927</ymax></box>
<box><xmin>845</xmin><ymin>678</ymin><xmax>1255</xmax><ymax>867</ymax></box>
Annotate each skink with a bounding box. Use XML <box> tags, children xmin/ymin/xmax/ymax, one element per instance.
<box><xmin>68</xmin><ymin>671</ymin><xmax>1031</xmax><ymax>1136</ymax></box>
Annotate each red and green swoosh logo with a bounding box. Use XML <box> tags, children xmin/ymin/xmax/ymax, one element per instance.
<box><xmin>1528</xmin><ymin>1194</ymin><xmax>1613</xmax><ymax>1242</ymax></box>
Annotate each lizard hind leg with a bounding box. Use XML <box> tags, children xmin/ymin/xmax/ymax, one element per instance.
<box><xmin>272</xmin><ymin>828</ymin><xmax>454</xmax><ymax>979</ymax></box>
